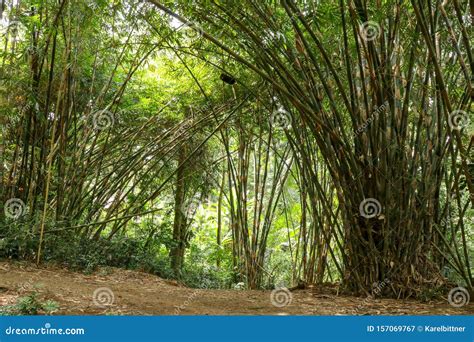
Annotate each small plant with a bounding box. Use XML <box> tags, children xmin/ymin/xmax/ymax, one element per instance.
<box><xmin>419</xmin><ymin>287</ymin><xmax>443</xmax><ymax>302</ymax></box>
<box><xmin>0</xmin><ymin>292</ymin><xmax>59</xmax><ymax>315</ymax></box>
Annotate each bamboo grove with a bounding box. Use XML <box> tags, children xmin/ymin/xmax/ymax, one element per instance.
<box><xmin>0</xmin><ymin>0</ymin><xmax>473</xmax><ymax>298</ymax></box>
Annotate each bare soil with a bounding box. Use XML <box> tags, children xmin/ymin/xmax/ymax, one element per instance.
<box><xmin>0</xmin><ymin>261</ymin><xmax>472</xmax><ymax>315</ymax></box>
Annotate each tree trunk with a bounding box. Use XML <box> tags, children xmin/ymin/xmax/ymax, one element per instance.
<box><xmin>170</xmin><ymin>147</ymin><xmax>187</xmax><ymax>276</ymax></box>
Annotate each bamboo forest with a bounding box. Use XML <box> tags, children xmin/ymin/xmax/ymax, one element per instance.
<box><xmin>0</xmin><ymin>0</ymin><xmax>473</xmax><ymax>315</ymax></box>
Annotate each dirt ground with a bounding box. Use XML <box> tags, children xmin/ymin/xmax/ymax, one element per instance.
<box><xmin>0</xmin><ymin>261</ymin><xmax>472</xmax><ymax>315</ymax></box>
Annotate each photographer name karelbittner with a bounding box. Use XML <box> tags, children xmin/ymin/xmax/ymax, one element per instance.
<box><xmin>424</xmin><ymin>326</ymin><xmax>465</xmax><ymax>332</ymax></box>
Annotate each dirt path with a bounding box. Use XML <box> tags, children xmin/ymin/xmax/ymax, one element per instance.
<box><xmin>0</xmin><ymin>261</ymin><xmax>472</xmax><ymax>315</ymax></box>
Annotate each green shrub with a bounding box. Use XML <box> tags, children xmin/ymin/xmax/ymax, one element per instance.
<box><xmin>0</xmin><ymin>292</ymin><xmax>59</xmax><ymax>316</ymax></box>
<box><xmin>0</xmin><ymin>217</ymin><xmax>239</xmax><ymax>289</ymax></box>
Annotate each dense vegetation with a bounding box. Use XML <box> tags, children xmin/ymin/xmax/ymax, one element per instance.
<box><xmin>0</xmin><ymin>0</ymin><xmax>472</xmax><ymax>299</ymax></box>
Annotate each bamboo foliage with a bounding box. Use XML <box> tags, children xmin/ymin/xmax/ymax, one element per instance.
<box><xmin>149</xmin><ymin>0</ymin><xmax>473</xmax><ymax>295</ymax></box>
